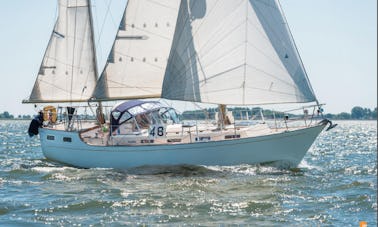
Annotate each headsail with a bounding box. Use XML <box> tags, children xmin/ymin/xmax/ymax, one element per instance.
<box><xmin>162</xmin><ymin>0</ymin><xmax>317</xmax><ymax>105</ymax></box>
<box><xmin>24</xmin><ymin>0</ymin><xmax>98</xmax><ymax>103</ymax></box>
<box><xmin>91</xmin><ymin>0</ymin><xmax>181</xmax><ymax>101</ymax></box>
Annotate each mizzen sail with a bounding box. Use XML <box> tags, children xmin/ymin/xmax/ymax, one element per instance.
<box><xmin>24</xmin><ymin>0</ymin><xmax>98</xmax><ymax>103</ymax></box>
<box><xmin>162</xmin><ymin>0</ymin><xmax>316</xmax><ymax>105</ymax></box>
<box><xmin>91</xmin><ymin>0</ymin><xmax>181</xmax><ymax>101</ymax></box>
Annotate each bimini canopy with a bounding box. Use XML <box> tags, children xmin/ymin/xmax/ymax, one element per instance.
<box><xmin>110</xmin><ymin>100</ymin><xmax>164</xmax><ymax>132</ymax></box>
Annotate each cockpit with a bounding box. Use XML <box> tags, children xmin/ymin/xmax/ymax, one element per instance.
<box><xmin>110</xmin><ymin>100</ymin><xmax>180</xmax><ymax>136</ymax></box>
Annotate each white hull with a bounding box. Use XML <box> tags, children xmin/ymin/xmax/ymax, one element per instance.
<box><xmin>38</xmin><ymin>123</ymin><xmax>326</xmax><ymax>169</ymax></box>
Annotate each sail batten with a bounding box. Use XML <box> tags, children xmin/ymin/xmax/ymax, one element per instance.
<box><xmin>25</xmin><ymin>0</ymin><xmax>97</xmax><ymax>104</ymax></box>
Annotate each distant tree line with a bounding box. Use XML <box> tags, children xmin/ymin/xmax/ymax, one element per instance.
<box><xmin>181</xmin><ymin>106</ymin><xmax>377</xmax><ymax>120</ymax></box>
<box><xmin>0</xmin><ymin>106</ymin><xmax>376</xmax><ymax>120</ymax></box>
<box><xmin>0</xmin><ymin>111</ymin><xmax>31</xmax><ymax>120</ymax></box>
<box><xmin>324</xmin><ymin>106</ymin><xmax>377</xmax><ymax>120</ymax></box>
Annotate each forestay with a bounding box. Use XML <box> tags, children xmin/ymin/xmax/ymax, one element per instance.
<box><xmin>162</xmin><ymin>0</ymin><xmax>317</xmax><ymax>105</ymax></box>
<box><xmin>26</xmin><ymin>0</ymin><xmax>98</xmax><ymax>103</ymax></box>
<box><xmin>92</xmin><ymin>0</ymin><xmax>181</xmax><ymax>101</ymax></box>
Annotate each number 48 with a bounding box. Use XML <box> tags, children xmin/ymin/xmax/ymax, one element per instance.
<box><xmin>149</xmin><ymin>126</ymin><xmax>165</xmax><ymax>137</ymax></box>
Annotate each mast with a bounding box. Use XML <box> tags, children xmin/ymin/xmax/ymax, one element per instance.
<box><xmin>87</xmin><ymin>0</ymin><xmax>104</xmax><ymax>123</ymax></box>
<box><xmin>218</xmin><ymin>104</ymin><xmax>231</xmax><ymax>129</ymax></box>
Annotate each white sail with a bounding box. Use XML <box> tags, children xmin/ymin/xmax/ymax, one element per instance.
<box><xmin>162</xmin><ymin>0</ymin><xmax>316</xmax><ymax>105</ymax></box>
<box><xmin>25</xmin><ymin>0</ymin><xmax>98</xmax><ymax>103</ymax></box>
<box><xmin>92</xmin><ymin>0</ymin><xmax>181</xmax><ymax>101</ymax></box>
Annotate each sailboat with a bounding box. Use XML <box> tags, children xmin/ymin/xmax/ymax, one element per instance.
<box><xmin>24</xmin><ymin>0</ymin><xmax>334</xmax><ymax>169</ymax></box>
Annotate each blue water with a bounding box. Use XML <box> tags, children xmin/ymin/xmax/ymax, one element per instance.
<box><xmin>0</xmin><ymin>120</ymin><xmax>376</xmax><ymax>226</ymax></box>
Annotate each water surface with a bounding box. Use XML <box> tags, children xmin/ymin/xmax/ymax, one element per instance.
<box><xmin>0</xmin><ymin>120</ymin><xmax>376</xmax><ymax>225</ymax></box>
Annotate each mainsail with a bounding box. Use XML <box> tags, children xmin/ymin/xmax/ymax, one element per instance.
<box><xmin>92</xmin><ymin>0</ymin><xmax>181</xmax><ymax>101</ymax></box>
<box><xmin>162</xmin><ymin>0</ymin><xmax>317</xmax><ymax>105</ymax></box>
<box><xmin>24</xmin><ymin>0</ymin><xmax>98</xmax><ymax>103</ymax></box>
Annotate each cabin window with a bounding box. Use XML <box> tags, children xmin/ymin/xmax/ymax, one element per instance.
<box><xmin>141</xmin><ymin>102</ymin><xmax>160</xmax><ymax>110</ymax></box>
<box><xmin>225</xmin><ymin>135</ymin><xmax>240</xmax><ymax>139</ymax></box>
<box><xmin>128</xmin><ymin>106</ymin><xmax>144</xmax><ymax>115</ymax></box>
<box><xmin>119</xmin><ymin>112</ymin><xmax>132</xmax><ymax>124</ymax></box>
<box><xmin>47</xmin><ymin>135</ymin><xmax>55</xmax><ymax>140</ymax></box>
<box><xmin>167</xmin><ymin>138</ymin><xmax>181</xmax><ymax>143</ymax></box>
<box><xmin>112</xmin><ymin>111</ymin><xmax>121</xmax><ymax>120</ymax></box>
<box><xmin>63</xmin><ymin>137</ymin><xmax>72</xmax><ymax>142</ymax></box>
<box><xmin>195</xmin><ymin>136</ymin><xmax>211</xmax><ymax>142</ymax></box>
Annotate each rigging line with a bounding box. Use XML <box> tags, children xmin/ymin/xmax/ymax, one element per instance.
<box><xmin>245</xmin><ymin>63</ymin><xmax>299</xmax><ymax>89</ymax></box>
<box><xmin>198</xmin><ymin>42</ymin><xmax>245</xmax><ymax>73</ymax></box>
<box><xmin>265</xmin><ymin>4</ymin><xmax>311</xmax><ymax>86</ymax></box>
<box><xmin>167</xmin><ymin>0</ymin><xmax>204</xmax><ymax>65</ymax></box>
<box><xmin>166</xmin><ymin>5</ymin><xmax>246</xmax><ymax>78</ymax></box>
<box><xmin>31</xmin><ymin>11</ymin><xmax>59</xmax><ymax>101</ymax></box>
<box><xmin>95</xmin><ymin>0</ymin><xmax>113</xmax><ymax>64</ymax></box>
<box><xmin>254</xmin><ymin>0</ymin><xmax>287</xmax><ymax>31</ymax></box>
<box><xmin>73</xmin><ymin>5</ymin><xmax>91</xmax><ymax>84</ymax></box>
<box><xmin>189</xmin><ymin>0</ymin><xmax>244</xmax><ymax>53</ymax></box>
<box><xmin>251</xmin><ymin>1</ymin><xmax>299</xmax><ymax>70</ymax></box>
<box><xmin>276</xmin><ymin>0</ymin><xmax>317</xmax><ymax>100</ymax></box>
<box><xmin>70</xmin><ymin>0</ymin><xmax>79</xmax><ymax>103</ymax></box>
<box><xmin>165</xmin><ymin>63</ymin><xmax>245</xmax><ymax>97</ymax></box>
<box><xmin>180</xmin><ymin>0</ymin><xmax>222</xmax><ymax>49</ymax></box>
<box><xmin>192</xmin><ymin>102</ymin><xmax>211</xmax><ymax>121</ymax></box>
<box><xmin>167</xmin><ymin>40</ymin><xmax>245</xmax><ymax>87</ymax></box>
<box><xmin>109</xmin><ymin>1</ymin><xmax>131</xmax><ymax>91</ymax></box>
<box><xmin>244</xmin><ymin>85</ymin><xmax>307</xmax><ymax>99</ymax></box>
<box><xmin>200</xmin><ymin>64</ymin><xmax>245</xmax><ymax>84</ymax></box>
<box><xmin>38</xmin><ymin>79</ymin><xmax>87</xmax><ymax>97</ymax></box>
<box><xmin>106</xmin><ymin>79</ymin><xmax>160</xmax><ymax>89</ymax></box>
<box><xmin>243</xmin><ymin>0</ymin><xmax>249</xmax><ymax>105</ymax></box>
<box><xmin>164</xmin><ymin>84</ymin><xmax>240</xmax><ymax>98</ymax></box>
<box><xmin>105</xmin><ymin>79</ymin><xmax>160</xmax><ymax>91</ymax></box>
<box><xmin>167</xmin><ymin>0</ymin><xmax>244</xmax><ymax>78</ymax></box>
<box><xmin>79</xmin><ymin>15</ymin><xmax>97</xmax><ymax>102</ymax></box>
<box><xmin>86</xmin><ymin>0</ymin><xmax>100</xmax><ymax>102</ymax></box>
<box><xmin>44</xmin><ymin>56</ymin><xmax>91</xmax><ymax>72</ymax></box>
<box><xmin>201</xmin><ymin>84</ymin><xmax>304</xmax><ymax>100</ymax></box>
<box><xmin>165</xmin><ymin>18</ymin><xmax>246</xmax><ymax>85</ymax></box>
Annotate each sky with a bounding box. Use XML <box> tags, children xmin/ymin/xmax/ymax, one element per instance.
<box><xmin>0</xmin><ymin>0</ymin><xmax>376</xmax><ymax>116</ymax></box>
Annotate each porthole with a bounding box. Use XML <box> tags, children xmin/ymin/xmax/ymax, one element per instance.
<box><xmin>63</xmin><ymin>137</ymin><xmax>72</xmax><ymax>142</ymax></box>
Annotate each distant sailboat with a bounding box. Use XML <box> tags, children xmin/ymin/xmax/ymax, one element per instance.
<box><xmin>24</xmin><ymin>0</ymin><xmax>334</xmax><ymax>169</ymax></box>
